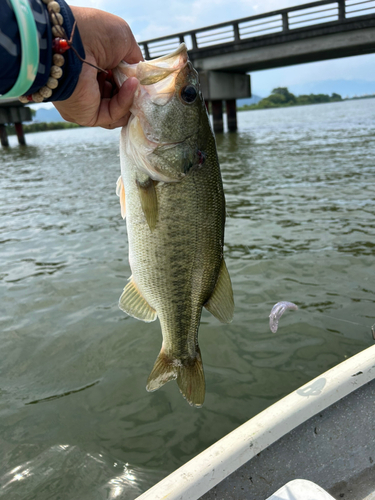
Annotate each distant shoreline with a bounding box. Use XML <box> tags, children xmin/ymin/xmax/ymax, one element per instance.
<box><xmin>5</xmin><ymin>93</ymin><xmax>375</xmax><ymax>135</ymax></box>
<box><xmin>238</xmin><ymin>90</ymin><xmax>375</xmax><ymax>112</ymax></box>
<box><xmin>6</xmin><ymin>121</ymin><xmax>80</xmax><ymax>136</ymax></box>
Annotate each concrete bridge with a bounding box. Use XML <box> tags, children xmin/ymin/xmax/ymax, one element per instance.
<box><xmin>139</xmin><ymin>0</ymin><xmax>375</xmax><ymax>131</ymax></box>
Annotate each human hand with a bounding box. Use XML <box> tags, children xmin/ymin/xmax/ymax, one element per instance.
<box><xmin>53</xmin><ymin>7</ymin><xmax>143</xmax><ymax>129</ymax></box>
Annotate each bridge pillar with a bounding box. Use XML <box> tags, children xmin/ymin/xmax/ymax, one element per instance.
<box><xmin>0</xmin><ymin>124</ymin><xmax>9</xmax><ymax>147</ymax></box>
<box><xmin>199</xmin><ymin>70</ymin><xmax>250</xmax><ymax>132</ymax></box>
<box><xmin>0</xmin><ymin>100</ymin><xmax>31</xmax><ymax>146</ymax></box>
<box><xmin>14</xmin><ymin>122</ymin><xmax>26</xmax><ymax>146</ymax></box>
<box><xmin>211</xmin><ymin>100</ymin><xmax>223</xmax><ymax>133</ymax></box>
<box><xmin>226</xmin><ymin>99</ymin><xmax>237</xmax><ymax>132</ymax></box>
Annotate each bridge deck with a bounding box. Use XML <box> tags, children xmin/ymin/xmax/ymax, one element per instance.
<box><xmin>139</xmin><ymin>0</ymin><xmax>375</xmax><ymax>72</ymax></box>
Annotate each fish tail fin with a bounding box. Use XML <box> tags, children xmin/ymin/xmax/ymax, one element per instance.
<box><xmin>146</xmin><ymin>347</ymin><xmax>205</xmax><ymax>408</ymax></box>
<box><xmin>177</xmin><ymin>348</ymin><xmax>205</xmax><ymax>408</ymax></box>
<box><xmin>146</xmin><ymin>349</ymin><xmax>178</xmax><ymax>393</ymax></box>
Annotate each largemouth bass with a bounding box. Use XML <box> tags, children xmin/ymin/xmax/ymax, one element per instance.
<box><xmin>115</xmin><ymin>44</ymin><xmax>234</xmax><ymax>407</ymax></box>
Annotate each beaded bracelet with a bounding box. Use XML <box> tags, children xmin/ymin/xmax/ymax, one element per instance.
<box><xmin>19</xmin><ymin>1</ymin><xmax>107</xmax><ymax>104</ymax></box>
<box><xmin>19</xmin><ymin>0</ymin><xmax>66</xmax><ymax>103</ymax></box>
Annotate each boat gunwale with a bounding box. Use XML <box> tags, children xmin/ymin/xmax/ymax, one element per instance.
<box><xmin>135</xmin><ymin>344</ymin><xmax>375</xmax><ymax>500</ymax></box>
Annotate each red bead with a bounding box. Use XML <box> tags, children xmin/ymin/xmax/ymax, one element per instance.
<box><xmin>52</xmin><ymin>37</ymin><xmax>70</xmax><ymax>54</ymax></box>
<box><xmin>26</xmin><ymin>95</ymin><xmax>33</xmax><ymax>102</ymax></box>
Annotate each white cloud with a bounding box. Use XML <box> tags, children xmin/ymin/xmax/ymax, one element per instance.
<box><xmin>29</xmin><ymin>102</ymin><xmax>54</xmax><ymax>111</ymax></box>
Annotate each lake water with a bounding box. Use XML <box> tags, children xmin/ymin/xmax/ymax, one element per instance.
<box><xmin>0</xmin><ymin>99</ymin><xmax>374</xmax><ymax>499</ymax></box>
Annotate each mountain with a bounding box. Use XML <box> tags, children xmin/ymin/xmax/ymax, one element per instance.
<box><xmin>237</xmin><ymin>95</ymin><xmax>263</xmax><ymax>106</ymax></box>
<box><xmin>34</xmin><ymin>107</ymin><xmax>65</xmax><ymax>123</ymax></box>
<box><xmin>287</xmin><ymin>79</ymin><xmax>375</xmax><ymax>98</ymax></box>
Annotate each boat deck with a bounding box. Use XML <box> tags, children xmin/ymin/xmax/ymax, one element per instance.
<box><xmin>200</xmin><ymin>378</ymin><xmax>375</xmax><ymax>500</ymax></box>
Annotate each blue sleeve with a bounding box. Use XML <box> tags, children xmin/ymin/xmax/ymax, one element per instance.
<box><xmin>0</xmin><ymin>0</ymin><xmax>85</xmax><ymax>101</ymax></box>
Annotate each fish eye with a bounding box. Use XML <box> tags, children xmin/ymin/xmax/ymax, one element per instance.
<box><xmin>180</xmin><ymin>85</ymin><xmax>197</xmax><ymax>104</ymax></box>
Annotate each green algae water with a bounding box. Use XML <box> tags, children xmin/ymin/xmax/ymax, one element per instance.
<box><xmin>0</xmin><ymin>99</ymin><xmax>374</xmax><ymax>499</ymax></box>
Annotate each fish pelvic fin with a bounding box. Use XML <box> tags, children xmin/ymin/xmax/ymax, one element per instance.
<box><xmin>204</xmin><ymin>259</ymin><xmax>234</xmax><ymax>324</ymax></box>
<box><xmin>116</xmin><ymin>176</ymin><xmax>126</xmax><ymax>219</ymax></box>
<box><xmin>146</xmin><ymin>347</ymin><xmax>205</xmax><ymax>408</ymax></box>
<box><xmin>119</xmin><ymin>276</ymin><xmax>157</xmax><ymax>323</ymax></box>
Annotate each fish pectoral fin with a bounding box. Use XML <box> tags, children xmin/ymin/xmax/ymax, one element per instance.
<box><xmin>204</xmin><ymin>259</ymin><xmax>234</xmax><ymax>324</ymax></box>
<box><xmin>146</xmin><ymin>347</ymin><xmax>205</xmax><ymax>408</ymax></box>
<box><xmin>136</xmin><ymin>176</ymin><xmax>158</xmax><ymax>231</ymax></box>
<box><xmin>119</xmin><ymin>276</ymin><xmax>157</xmax><ymax>323</ymax></box>
<box><xmin>116</xmin><ymin>176</ymin><xmax>126</xmax><ymax>219</ymax></box>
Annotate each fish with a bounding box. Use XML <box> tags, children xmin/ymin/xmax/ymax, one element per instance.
<box><xmin>114</xmin><ymin>44</ymin><xmax>234</xmax><ymax>407</ymax></box>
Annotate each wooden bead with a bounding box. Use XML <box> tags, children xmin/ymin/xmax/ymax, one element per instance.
<box><xmin>39</xmin><ymin>86</ymin><xmax>53</xmax><ymax>99</ymax></box>
<box><xmin>51</xmin><ymin>25</ymin><xmax>63</xmax><ymax>37</ymax></box>
<box><xmin>52</xmin><ymin>54</ymin><xmax>64</xmax><ymax>67</ymax></box>
<box><xmin>46</xmin><ymin>76</ymin><xmax>59</xmax><ymax>89</ymax></box>
<box><xmin>32</xmin><ymin>92</ymin><xmax>44</xmax><ymax>103</ymax></box>
<box><xmin>18</xmin><ymin>95</ymin><xmax>29</xmax><ymax>104</ymax></box>
<box><xmin>47</xmin><ymin>1</ymin><xmax>60</xmax><ymax>12</ymax></box>
<box><xmin>51</xmin><ymin>12</ymin><xmax>63</xmax><ymax>25</ymax></box>
<box><xmin>50</xmin><ymin>65</ymin><xmax>63</xmax><ymax>79</ymax></box>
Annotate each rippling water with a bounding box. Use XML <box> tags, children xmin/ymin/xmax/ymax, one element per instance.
<box><xmin>0</xmin><ymin>99</ymin><xmax>374</xmax><ymax>499</ymax></box>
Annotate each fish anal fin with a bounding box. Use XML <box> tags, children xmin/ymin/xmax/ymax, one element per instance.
<box><xmin>146</xmin><ymin>347</ymin><xmax>205</xmax><ymax>408</ymax></box>
<box><xmin>204</xmin><ymin>259</ymin><xmax>234</xmax><ymax>324</ymax></box>
<box><xmin>119</xmin><ymin>276</ymin><xmax>157</xmax><ymax>323</ymax></box>
<box><xmin>116</xmin><ymin>176</ymin><xmax>126</xmax><ymax>219</ymax></box>
<box><xmin>136</xmin><ymin>176</ymin><xmax>158</xmax><ymax>231</ymax></box>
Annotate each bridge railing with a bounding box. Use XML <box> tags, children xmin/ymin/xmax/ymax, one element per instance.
<box><xmin>139</xmin><ymin>0</ymin><xmax>375</xmax><ymax>58</ymax></box>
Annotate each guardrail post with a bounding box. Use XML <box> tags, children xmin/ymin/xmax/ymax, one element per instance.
<box><xmin>282</xmin><ymin>12</ymin><xmax>289</xmax><ymax>32</ymax></box>
<box><xmin>233</xmin><ymin>22</ymin><xmax>240</xmax><ymax>42</ymax></box>
<box><xmin>191</xmin><ymin>32</ymin><xmax>198</xmax><ymax>50</ymax></box>
<box><xmin>338</xmin><ymin>0</ymin><xmax>346</xmax><ymax>19</ymax></box>
<box><xmin>143</xmin><ymin>43</ymin><xmax>150</xmax><ymax>60</ymax></box>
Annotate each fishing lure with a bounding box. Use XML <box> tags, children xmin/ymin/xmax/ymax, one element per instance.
<box><xmin>269</xmin><ymin>301</ymin><xmax>298</xmax><ymax>333</ymax></box>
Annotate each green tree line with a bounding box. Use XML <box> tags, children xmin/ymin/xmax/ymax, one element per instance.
<box><xmin>6</xmin><ymin>121</ymin><xmax>80</xmax><ymax>135</ymax></box>
<box><xmin>239</xmin><ymin>87</ymin><xmax>343</xmax><ymax>111</ymax></box>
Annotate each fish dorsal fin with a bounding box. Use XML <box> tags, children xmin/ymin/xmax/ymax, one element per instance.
<box><xmin>204</xmin><ymin>259</ymin><xmax>234</xmax><ymax>324</ymax></box>
<box><xmin>116</xmin><ymin>176</ymin><xmax>126</xmax><ymax>219</ymax></box>
<box><xmin>136</xmin><ymin>176</ymin><xmax>158</xmax><ymax>232</ymax></box>
<box><xmin>119</xmin><ymin>276</ymin><xmax>157</xmax><ymax>323</ymax></box>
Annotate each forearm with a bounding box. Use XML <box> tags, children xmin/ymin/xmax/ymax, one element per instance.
<box><xmin>0</xmin><ymin>0</ymin><xmax>84</xmax><ymax>101</ymax></box>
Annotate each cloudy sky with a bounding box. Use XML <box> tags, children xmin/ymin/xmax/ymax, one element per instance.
<box><xmin>64</xmin><ymin>0</ymin><xmax>375</xmax><ymax>97</ymax></box>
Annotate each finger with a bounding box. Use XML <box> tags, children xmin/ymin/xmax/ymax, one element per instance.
<box><xmin>124</xmin><ymin>40</ymin><xmax>144</xmax><ymax>64</ymax></box>
<box><xmin>98</xmin><ymin>74</ymin><xmax>113</xmax><ymax>99</ymax></box>
<box><xmin>102</xmin><ymin>112</ymin><xmax>131</xmax><ymax>129</ymax></box>
<box><xmin>94</xmin><ymin>77</ymin><xmax>138</xmax><ymax>128</ymax></box>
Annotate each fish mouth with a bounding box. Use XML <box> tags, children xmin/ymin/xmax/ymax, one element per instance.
<box><xmin>115</xmin><ymin>44</ymin><xmax>188</xmax><ymax>84</ymax></box>
<box><xmin>114</xmin><ymin>44</ymin><xmax>188</xmax><ymax>105</ymax></box>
